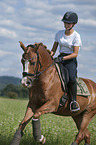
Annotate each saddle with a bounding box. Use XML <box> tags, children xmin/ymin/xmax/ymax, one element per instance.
<box><xmin>55</xmin><ymin>63</ymin><xmax>90</xmax><ymax>96</ymax></box>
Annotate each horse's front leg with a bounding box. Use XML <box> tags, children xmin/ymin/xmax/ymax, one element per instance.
<box><xmin>31</xmin><ymin>99</ymin><xmax>56</xmax><ymax>145</ymax></box>
<box><xmin>34</xmin><ymin>99</ymin><xmax>56</xmax><ymax>119</ymax></box>
<box><xmin>32</xmin><ymin>118</ymin><xmax>46</xmax><ymax>144</ymax></box>
<box><xmin>19</xmin><ymin>107</ymin><xmax>34</xmax><ymax>130</ymax></box>
<box><xmin>10</xmin><ymin>106</ymin><xmax>33</xmax><ymax>145</ymax></box>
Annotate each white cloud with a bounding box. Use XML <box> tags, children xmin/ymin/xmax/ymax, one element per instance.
<box><xmin>0</xmin><ymin>1</ymin><xmax>15</xmax><ymax>13</ymax></box>
<box><xmin>0</xmin><ymin>50</ymin><xmax>14</xmax><ymax>57</ymax></box>
<box><xmin>82</xmin><ymin>45</ymin><xmax>95</xmax><ymax>51</ymax></box>
<box><xmin>90</xmin><ymin>68</ymin><xmax>96</xmax><ymax>73</ymax></box>
<box><xmin>0</xmin><ymin>27</ymin><xmax>17</xmax><ymax>39</ymax></box>
<box><xmin>79</xmin><ymin>19</ymin><xmax>96</xmax><ymax>27</ymax></box>
<box><xmin>0</xmin><ymin>19</ymin><xmax>37</xmax><ymax>32</ymax></box>
<box><xmin>0</xmin><ymin>50</ymin><xmax>21</xmax><ymax>63</ymax></box>
<box><xmin>0</xmin><ymin>68</ymin><xmax>9</xmax><ymax>72</ymax></box>
<box><xmin>2</xmin><ymin>0</ymin><xmax>18</xmax><ymax>5</ymax></box>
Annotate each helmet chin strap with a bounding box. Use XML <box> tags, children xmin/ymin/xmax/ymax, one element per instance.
<box><xmin>67</xmin><ymin>24</ymin><xmax>74</xmax><ymax>31</ymax></box>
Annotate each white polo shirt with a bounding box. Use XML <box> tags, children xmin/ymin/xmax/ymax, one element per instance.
<box><xmin>55</xmin><ymin>30</ymin><xmax>82</xmax><ymax>54</ymax></box>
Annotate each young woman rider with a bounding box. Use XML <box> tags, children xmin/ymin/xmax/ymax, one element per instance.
<box><xmin>51</xmin><ymin>11</ymin><xmax>82</xmax><ymax>112</ymax></box>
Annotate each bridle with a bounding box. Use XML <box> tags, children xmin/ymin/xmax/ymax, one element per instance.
<box><xmin>22</xmin><ymin>51</ymin><xmax>41</xmax><ymax>77</ymax></box>
<box><xmin>22</xmin><ymin>50</ymin><xmax>54</xmax><ymax>81</ymax></box>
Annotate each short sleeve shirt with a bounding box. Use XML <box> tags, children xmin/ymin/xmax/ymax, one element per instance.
<box><xmin>55</xmin><ymin>30</ymin><xmax>82</xmax><ymax>54</ymax></box>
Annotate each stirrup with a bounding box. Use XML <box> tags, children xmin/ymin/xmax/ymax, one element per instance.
<box><xmin>70</xmin><ymin>101</ymin><xmax>80</xmax><ymax>112</ymax></box>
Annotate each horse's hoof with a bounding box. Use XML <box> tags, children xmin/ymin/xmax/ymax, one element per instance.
<box><xmin>71</xmin><ymin>142</ymin><xmax>78</xmax><ymax>145</ymax></box>
<box><xmin>39</xmin><ymin>135</ymin><xmax>46</xmax><ymax>144</ymax></box>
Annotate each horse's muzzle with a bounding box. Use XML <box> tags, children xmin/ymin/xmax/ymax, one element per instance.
<box><xmin>21</xmin><ymin>77</ymin><xmax>32</xmax><ymax>88</ymax></box>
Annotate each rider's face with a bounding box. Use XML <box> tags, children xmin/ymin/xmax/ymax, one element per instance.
<box><xmin>64</xmin><ymin>22</ymin><xmax>74</xmax><ymax>30</ymax></box>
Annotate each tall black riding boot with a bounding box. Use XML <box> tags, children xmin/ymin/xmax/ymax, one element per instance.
<box><xmin>69</xmin><ymin>80</ymin><xmax>80</xmax><ymax>112</ymax></box>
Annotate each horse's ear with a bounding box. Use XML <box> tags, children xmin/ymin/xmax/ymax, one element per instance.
<box><xmin>19</xmin><ymin>41</ymin><xmax>27</xmax><ymax>51</ymax></box>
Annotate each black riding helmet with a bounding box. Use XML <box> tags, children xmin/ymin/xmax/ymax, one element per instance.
<box><xmin>62</xmin><ymin>11</ymin><xmax>78</xmax><ymax>24</ymax></box>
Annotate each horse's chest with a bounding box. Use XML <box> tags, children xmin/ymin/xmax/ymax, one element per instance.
<box><xmin>31</xmin><ymin>84</ymin><xmax>46</xmax><ymax>105</ymax></box>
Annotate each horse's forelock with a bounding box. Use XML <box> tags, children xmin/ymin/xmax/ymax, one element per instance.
<box><xmin>27</xmin><ymin>44</ymin><xmax>35</xmax><ymax>49</ymax></box>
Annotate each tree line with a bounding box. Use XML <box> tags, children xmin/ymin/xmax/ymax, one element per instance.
<box><xmin>0</xmin><ymin>84</ymin><xmax>29</xmax><ymax>99</ymax></box>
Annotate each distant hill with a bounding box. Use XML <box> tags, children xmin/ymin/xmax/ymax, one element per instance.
<box><xmin>0</xmin><ymin>76</ymin><xmax>21</xmax><ymax>90</ymax></box>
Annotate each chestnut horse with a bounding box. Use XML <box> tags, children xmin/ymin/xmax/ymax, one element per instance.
<box><xmin>10</xmin><ymin>41</ymin><xmax>96</xmax><ymax>145</ymax></box>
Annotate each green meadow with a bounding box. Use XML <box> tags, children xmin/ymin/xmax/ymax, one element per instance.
<box><xmin>0</xmin><ymin>97</ymin><xmax>96</xmax><ymax>145</ymax></box>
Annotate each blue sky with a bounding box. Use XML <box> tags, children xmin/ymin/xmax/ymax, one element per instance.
<box><xmin>0</xmin><ymin>0</ymin><xmax>96</xmax><ymax>82</ymax></box>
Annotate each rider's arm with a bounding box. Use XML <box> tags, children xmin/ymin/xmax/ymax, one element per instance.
<box><xmin>51</xmin><ymin>42</ymin><xmax>59</xmax><ymax>56</ymax></box>
<box><xmin>63</xmin><ymin>46</ymin><xmax>79</xmax><ymax>60</ymax></box>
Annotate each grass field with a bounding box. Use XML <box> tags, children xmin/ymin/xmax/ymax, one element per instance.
<box><xmin>0</xmin><ymin>97</ymin><xmax>96</xmax><ymax>145</ymax></box>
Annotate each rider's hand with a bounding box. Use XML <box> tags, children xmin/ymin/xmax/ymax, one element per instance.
<box><xmin>54</xmin><ymin>57</ymin><xmax>64</xmax><ymax>63</ymax></box>
<box><xmin>50</xmin><ymin>51</ymin><xmax>54</xmax><ymax>56</ymax></box>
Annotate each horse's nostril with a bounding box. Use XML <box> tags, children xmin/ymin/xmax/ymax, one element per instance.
<box><xmin>27</xmin><ymin>81</ymin><xmax>31</xmax><ymax>85</ymax></box>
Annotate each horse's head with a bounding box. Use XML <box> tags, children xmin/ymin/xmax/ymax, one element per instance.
<box><xmin>20</xmin><ymin>41</ymin><xmax>41</xmax><ymax>88</ymax></box>
<box><xmin>20</xmin><ymin>41</ymin><xmax>53</xmax><ymax>88</ymax></box>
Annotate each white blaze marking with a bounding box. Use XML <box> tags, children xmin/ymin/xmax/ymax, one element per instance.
<box><xmin>25</xmin><ymin>60</ymin><xmax>29</xmax><ymax>72</ymax></box>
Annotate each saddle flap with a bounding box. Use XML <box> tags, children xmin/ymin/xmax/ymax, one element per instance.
<box><xmin>55</xmin><ymin>63</ymin><xmax>69</xmax><ymax>92</ymax></box>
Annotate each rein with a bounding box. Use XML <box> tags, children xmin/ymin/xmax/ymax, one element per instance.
<box><xmin>34</xmin><ymin>62</ymin><xmax>54</xmax><ymax>78</ymax></box>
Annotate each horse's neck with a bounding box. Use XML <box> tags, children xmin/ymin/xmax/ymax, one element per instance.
<box><xmin>39</xmin><ymin>46</ymin><xmax>53</xmax><ymax>69</ymax></box>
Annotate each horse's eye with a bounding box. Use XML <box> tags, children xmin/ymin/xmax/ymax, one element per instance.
<box><xmin>30</xmin><ymin>62</ymin><xmax>36</xmax><ymax>65</ymax></box>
